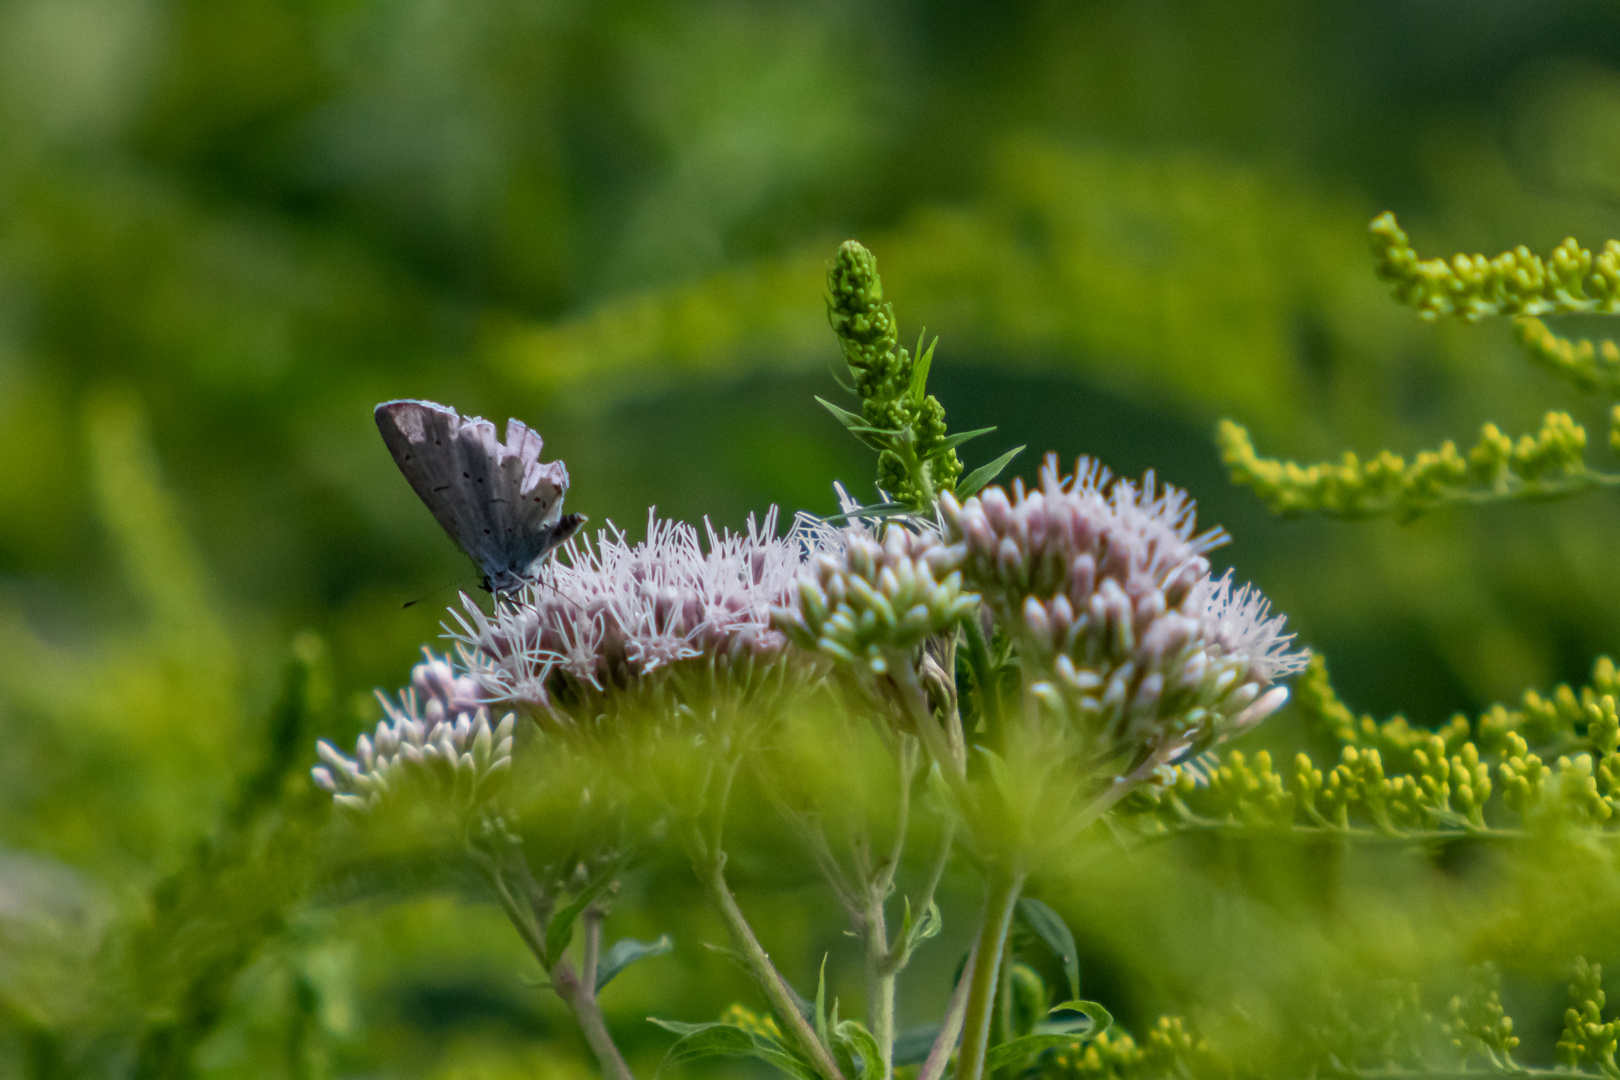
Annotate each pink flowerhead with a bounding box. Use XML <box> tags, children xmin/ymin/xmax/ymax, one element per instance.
<box><xmin>940</xmin><ymin>455</ymin><xmax>1306</xmax><ymax>762</ymax></box>
<box><xmin>446</xmin><ymin>508</ymin><xmax>832</xmax><ymax>723</ymax></box>
<box><xmin>313</xmin><ymin>650</ymin><xmax>515</xmax><ymax>811</ymax></box>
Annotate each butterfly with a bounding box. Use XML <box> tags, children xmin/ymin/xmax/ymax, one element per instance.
<box><xmin>375</xmin><ymin>399</ymin><xmax>586</xmax><ymax>594</ymax></box>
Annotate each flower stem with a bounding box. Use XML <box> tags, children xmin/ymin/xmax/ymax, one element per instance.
<box><xmin>864</xmin><ymin>737</ymin><xmax>917</xmax><ymax>1080</ymax></box>
<box><xmin>960</xmin><ymin>614</ymin><xmax>1002</xmax><ymax>742</ymax></box>
<box><xmin>866</xmin><ymin>932</ymin><xmax>896</xmax><ymax>1080</ymax></box>
<box><xmin>690</xmin><ymin>839</ymin><xmax>848</xmax><ymax>1080</ymax></box>
<box><xmin>918</xmin><ymin>944</ymin><xmax>977</xmax><ymax>1080</ymax></box>
<box><xmin>473</xmin><ymin>852</ymin><xmax>637</xmax><ymax>1080</ymax></box>
<box><xmin>956</xmin><ymin>866</ymin><xmax>1027</xmax><ymax>1080</ymax></box>
<box><xmin>863</xmin><ymin>859</ymin><xmax>897</xmax><ymax>1080</ymax></box>
<box><xmin>550</xmin><ymin>957</ymin><xmax>638</xmax><ymax>1080</ymax></box>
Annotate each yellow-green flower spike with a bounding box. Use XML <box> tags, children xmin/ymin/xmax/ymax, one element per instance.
<box><xmin>1124</xmin><ymin>656</ymin><xmax>1620</xmax><ymax>841</ymax></box>
<box><xmin>1219</xmin><ymin>414</ymin><xmax>1620</xmax><ymax>520</ymax></box>
<box><xmin>1370</xmin><ymin>212</ymin><xmax>1620</xmax><ymax>320</ymax></box>
<box><xmin>824</xmin><ymin>241</ymin><xmax>966</xmax><ymax>509</ymax></box>
<box><xmin>1515</xmin><ymin>316</ymin><xmax>1620</xmax><ymax>395</ymax></box>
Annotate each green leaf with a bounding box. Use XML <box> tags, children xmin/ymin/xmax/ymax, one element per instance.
<box><xmin>816</xmin><ymin>396</ymin><xmax>895</xmax><ymax>451</ymax></box>
<box><xmin>649</xmin><ymin>1020</ymin><xmax>755</xmax><ymax>1077</ymax></box>
<box><xmin>909</xmin><ymin>331</ymin><xmax>937</xmax><ymax>403</ymax></box>
<box><xmin>1049</xmin><ymin>1000</ymin><xmax>1113</xmax><ymax>1034</ymax></box>
<box><xmin>757</xmin><ymin>1043</ymin><xmax>822</xmax><ymax>1080</ymax></box>
<box><xmin>1018</xmin><ymin>898</ymin><xmax>1081</xmax><ymax>1002</ymax></box>
<box><xmin>899</xmin><ymin>898</ymin><xmax>943</xmax><ymax>963</ymax></box>
<box><xmin>984</xmin><ymin>1032</ymin><xmax>1090</xmax><ymax>1071</ymax></box>
<box><xmin>648</xmin><ymin>1018</ymin><xmax>820</xmax><ymax>1080</ymax></box>
<box><xmin>828</xmin><ymin>362</ymin><xmax>857</xmax><ymax>396</ymax></box>
<box><xmin>957</xmin><ymin>446</ymin><xmax>1025</xmax><ymax>498</ymax></box>
<box><xmin>938</xmin><ymin>426</ymin><xmax>997</xmax><ymax>452</ymax></box>
<box><xmin>834</xmin><ymin>1019</ymin><xmax>884</xmax><ymax>1076</ymax></box>
<box><xmin>818</xmin><ymin>502</ymin><xmax>912</xmax><ymax>525</ymax></box>
<box><xmin>813</xmin><ymin>955</ymin><xmax>831</xmax><ymax>1049</ymax></box>
<box><xmin>649</xmin><ymin>1018</ymin><xmax>730</xmax><ymax>1038</ymax></box>
<box><xmin>596</xmin><ymin>934</ymin><xmax>673</xmax><ymax>993</ymax></box>
<box><xmin>542</xmin><ymin>870</ymin><xmax>619</xmax><ymax>966</ymax></box>
<box><xmin>979</xmin><ymin>1004</ymin><xmax>1109</xmax><ymax>1072</ymax></box>
<box><xmin>815</xmin><ymin>396</ymin><xmax>874</xmax><ymax>431</ymax></box>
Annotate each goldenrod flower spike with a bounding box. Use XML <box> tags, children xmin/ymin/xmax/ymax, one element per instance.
<box><xmin>1371</xmin><ymin>211</ymin><xmax>1620</xmax><ymax>320</ymax></box>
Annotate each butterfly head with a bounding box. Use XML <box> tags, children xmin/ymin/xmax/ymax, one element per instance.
<box><xmin>481</xmin><ymin>512</ymin><xmax>588</xmax><ymax>596</ymax></box>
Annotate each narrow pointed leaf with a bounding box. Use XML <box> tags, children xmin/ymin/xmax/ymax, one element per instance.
<box><xmin>818</xmin><ymin>502</ymin><xmax>912</xmax><ymax>525</ymax></box>
<box><xmin>1018</xmin><ymin>898</ymin><xmax>1081</xmax><ymax>1001</ymax></box>
<box><xmin>902</xmin><ymin>899</ymin><xmax>943</xmax><ymax>961</ymax></box>
<box><xmin>596</xmin><ymin>934</ymin><xmax>674</xmax><ymax>992</ymax></box>
<box><xmin>814</xmin><ymin>955</ymin><xmax>831</xmax><ymax>1049</ymax></box>
<box><xmin>543</xmin><ymin>870</ymin><xmax>619</xmax><ymax>966</ymax></box>
<box><xmin>828</xmin><ymin>362</ymin><xmax>857</xmax><ymax>395</ymax></box>
<box><xmin>815</xmin><ymin>396</ymin><xmax>869</xmax><ymax>429</ymax></box>
<box><xmin>816</xmin><ymin>397</ymin><xmax>896</xmax><ymax>451</ymax></box>
<box><xmin>957</xmin><ymin>446</ymin><xmax>1025</xmax><ymax>498</ymax></box>
<box><xmin>909</xmin><ymin>332</ymin><xmax>936</xmax><ymax>402</ymax></box>
<box><xmin>939</xmin><ymin>426</ymin><xmax>998</xmax><ymax>452</ymax></box>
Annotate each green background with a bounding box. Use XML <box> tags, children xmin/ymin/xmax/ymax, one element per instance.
<box><xmin>6</xmin><ymin>1</ymin><xmax>1620</xmax><ymax>1075</ymax></box>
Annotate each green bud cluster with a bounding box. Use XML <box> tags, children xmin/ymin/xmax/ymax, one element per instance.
<box><xmin>825</xmin><ymin>241</ymin><xmax>965</xmax><ymax>508</ymax></box>
<box><xmin>1225</xmin><ymin>215</ymin><xmax>1620</xmax><ymax>527</ymax></box>
<box><xmin>1497</xmin><ymin>710</ymin><xmax>1620</xmax><ymax>826</ymax></box>
<box><xmin>1218</xmin><ymin>411</ymin><xmax>1615</xmax><ymax>520</ymax></box>
<box><xmin>774</xmin><ymin>523</ymin><xmax>977</xmax><ymax>675</ymax></box>
<box><xmin>1442</xmin><ymin>963</ymin><xmax>1519</xmax><ymax>1068</ymax></box>
<box><xmin>1162</xmin><ymin>740</ymin><xmax>1492</xmax><ymax>834</ymax></box>
<box><xmin>1297</xmin><ymin>652</ymin><xmax>1620</xmax><ymax>765</ymax></box>
<box><xmin>1370</xmin><ymin>212</ymin><xmax>1620</xmax><ymax>320</ymax></box>
<box><xmin>1126</xmin><ymin>657</ymin><xmax>1620</xmax><ymax>841</ymax></box>
<box><xmin>1557</xmin><ymin>958</ymin><xmax>1620</xmax><ymax>1071</ymax></box>
<box><xmin>1515</xmin><ymin>316</ymin><xmax>1620</xmax><ymax>394</ymax></box>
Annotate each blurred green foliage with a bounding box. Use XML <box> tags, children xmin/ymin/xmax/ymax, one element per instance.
<box><xmin>9</xmin><ymin>0</ymin><xmax>1620</xmax><ymax>1076</ymax></box>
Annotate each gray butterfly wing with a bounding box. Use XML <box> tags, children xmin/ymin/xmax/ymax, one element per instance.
<box><xmin>376</xmin><ymin>399</ymin><xmax>584</xmax><ymax>590</ymax></box>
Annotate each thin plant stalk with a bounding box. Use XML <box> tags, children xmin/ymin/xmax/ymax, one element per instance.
<box><xmin>959</xmin><ymin>615</ymin><xmax>1002</xmax><ymax>743</ymax></box>
<box><xmin>472</xmin><ymin>853</ymin><xmax>638</xmax><ymax>1080</ymax></box>
<box><xmin>955</xmin><ymin>865</ymin><xmax>1028</xmax><ymax>1080</ymax></box>
<box><xmin>686</xmin><ymin>756</ymin><xmax>849</xmax><ymax>1080</ymax></box>
<box><xmin>861</xmin><ymin>736</ymin><xmax>918</xmax><ymax>1079</ymax></box>
<box><xmin>918</xmin><ymin>944</ymin><xmax>978</xmax><ymax>1080</ymax></box>
<box><xmin>865</xmin><ymin>891</ymin><xmax>896</xmax><ymax>1079</ymax></box>
<box><xmin>691</xmin><ymin>845</ymin><xmax>848</xmax><ymax>1080</ymax></box>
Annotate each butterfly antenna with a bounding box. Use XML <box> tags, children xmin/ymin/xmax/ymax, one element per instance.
<box><xmin>513</xmin><ymin>570</ymin><xmax>588</xmax><ymax>616</ymax></box>
<box><xmin>403</xmin><ymin>575</ymin><xmax>480</xmax><ymax>609</ymax></box>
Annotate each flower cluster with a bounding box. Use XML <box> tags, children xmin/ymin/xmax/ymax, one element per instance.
<box><xmin>940</xmin><ymin>455</ymin><xmax>1306</xmax><ymax>765</ymax></box>
<box><xmin>1370</xmin><ymin>211</ymin><xmax>1620</xmax><ymax>320</ymax></box>
<box><xmin>774</xmin><ymin>520</ymin><xmax>977</xmax><ymax>674</ymax></box>
<box><xmin>825</xmin><ymin>240</ymin><xmax>963</xmax><ymax>507</ymax></box>
<box><xmin>1218</xmin><ymin>411</ymin><xmax>1603</xmax><ymax>521</ymax></box>
<box><xmin>313</xmin><ymin>651</ymin><xmax>515</xmax><ymax>812</ymax></box>
<box><xmin>448</xmin><ymin>509</ymin><xmax>830</xmax><ymax>721</ymax></box>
